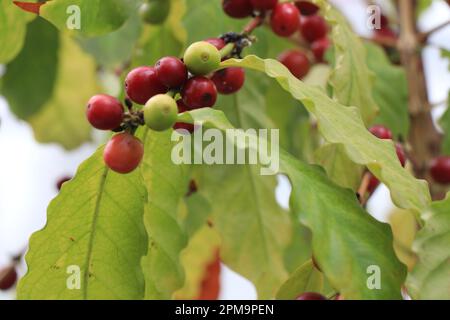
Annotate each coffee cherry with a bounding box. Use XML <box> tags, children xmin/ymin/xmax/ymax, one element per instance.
<box><xmin>222</xmin><ymin>0</ymin><xmax>254</xmax><ymax>19</ymax></box>
<box><xmin>139</xmin><ymin>0</ymin><xmax>171</xmax><ymax>25</ymax></box>
<box><xmin>184</xmin><ymin>42</ymin><xmax>221</xmax><ymax>76</ymax></box>
<box><xmin>155</xmin><ymin>56</ymin><xmax>188</xmax><ymax>89</ymax></box>
<box><xmin>211</xmin><ymin>67</ymin><xmax>246</xmax><ymax>94</ymax></box>
<box><xmin>374</xmin><ymin>27</ymin><xmax>397</xmax><ymax>41</ymax></box>
<box><xmin>278</xmin><ymin>50</ymin><xmax>310</xmax><ymax>79</ymax></box>
<box><xmin>173</xmin><ymin>100</ymin><xmax>195</xmax><ymax>133</ymax></box>
<box><xmin>271</xmin><ymin>3</ymin><xmax>301</xmax><ymax>37</ymax></box>
<box><xmin>369</xmin><ymin>125</ymin><xmax>393</xmax><ymax>140</ymax></box>
<box><xmin>125</xmin><ymin>66</ymin><xmax>167</xmax><ymax>105</ymax></box>
<box><xmin>86</xmin><ymin>94</ymin><xmax>124</xmax><ymax>130</ymax></box>
<box><xmin>396</xmin><ymin>143</ymin><xmax>406</xmax><ymax>167</ymax></box>
<box><xmin>296</xmin><ymin>292</ymin><xmax>327</xmax><ymax>300</ymax></box>
<box><xmin>205</xmin><ymin>38</ymin><xmax>226</xmax><ymax>50</ymax></box>
<box><xmin>0</xmin><ymin>266</ymin><xmax>17</xmax><ymax>291</ymax></box>
<box><xmin>143</xmin><ymin>94</ymin><xmax>178</xmax><ymax>132</ymax></box>
<box><xmin>300</xmin><ymin>15</ymin><xmax>328</xmax><ymax>43</ymax></box>
<box><xmin>430</xmin><ymin>156</ymin><xmax>450</xmax><ymax>184</ymax></box>
<box><xmin>367</xmin><ymin>173</ymin><xmax>380</xmax><ymax>194</ymax></box>
<box><xmin>104</xmin><ymin>133</ymin><xmax>144</xmax><ymax>174</ymax></box>
<box><xmin>311</xmin><ymin>37</ymin><xmax>330</xmax><ymax>62</ymax></box>
<box><xmin>295</xmin><ymin>1</ymin><xmax>319</xmax><ymax>16</ymax></box>
<box><xmin>182</xmin><ymin>76</ymin><xmax>218</xmax><ymax>109</ymax></box>
<box><xmin>56</xmin><ymin>176</ymin><xmax>72</xmax><ymax>191</ymax></box>
<box><xmin>250</xmin><ymin>0</ymin><xmax>278</xmax><ymax>11</ymax></box>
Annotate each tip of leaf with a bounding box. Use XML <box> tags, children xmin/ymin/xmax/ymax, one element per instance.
<box><xmin>13</xmin><ymin>1</ymin><xmax>46</xmax><ymax>15</ymax></box>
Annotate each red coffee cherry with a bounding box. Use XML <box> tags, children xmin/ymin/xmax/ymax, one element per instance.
<box><xmin>173</xmin><ymin>100</ymin><xmax>195</xmax><ymax>134</ymax></box>
<box><xmin>374</xmin><ymin>27</ymin><xmax>397</xmax><ymax>41</ymax></box>
<box><xmin>271</xmin><ymin>3</ymin><xmax>301</xmax><ymax>37</ymax></box>
<box><xmin>182</xmin><ymin>76</ymin><xmax>218</xmax><ymax>109</ymax></box>
<box><xmin>222</xmin><ymin>0</ymin><xmax>253</xmax><ymax>19</ymax></box>
<box><xmin>299</xmin><ymin>14</ymin><xmax>328</xmax><ymax>43</ymax></box>
<box><xmin>296</xmin><ymin>292</ymin><xmax>327</xmax><ymax>300</ymax></box>
<box><xmin>278</xmin><ymin>50</ymin><xmax>310</xmax><ymax>79</ymax></box>
<box><xmin>367</xmin><ymin>173</ymin><xmax>380</xmax><ymax>194</ymax></box>
<box><xmin>205</xmin><ymin>38</ymin><xmax>226</xmax><ymax>50</ymax></box>
<box><xmin>211</xmin><ymin>67</ymin><xmax>246</xmax><ymax>94</ymax></box>
<box><xmin>430</xmin><ymin>156</ymin><xmax>450</xmax><ymax>184</ymax></box>
<box><xmin>311</xmin><ymin>37</ymin><xmax>330</xmax><ymax>62</ymax></box>
<box><xmin>250</xmin><ymin>0</ymin><xmax>278</xmax><ymax>11</ymax></box>
<box><xmin>104</xmin><ymin>133</ymin><xmax>144</xmax><ymax>174</ymax></box>
<box><xmin>86</xmin><ymin>94</ymin><xmax>124</xmax><ymax>130</ymax></box>
<box><xmin>155</xmin><ymin>56</ymin><xmax>188</xmax><ymax>89</ymax></box>
<box><xmin>396</xmin><ymin>143</ymin><xmax>406</xmax><ymax>167</ymax></box>
<box><xmin>369</xmin><ymin>125</ymin><xmax>393</xmax><ymax>140</ymax></box>
<box><xmin>125</xmin><ymin>66</ymin><xmax>167</xmax><ymax>105</ymax></box>
<box><xmin>0</xmin><ymin>266</ymin><xmax>17</xmax><ymax>291</ymax></box>
<box><xmin>295</xmin><ymin>1</ymin><xmax>319</xmax><ymax>16</ymax></box>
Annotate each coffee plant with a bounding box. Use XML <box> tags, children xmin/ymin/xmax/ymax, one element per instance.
<box><xmin>0</xmin><ymin>0</ymin><xmax>449</xmax><ymax>301</ymax></box>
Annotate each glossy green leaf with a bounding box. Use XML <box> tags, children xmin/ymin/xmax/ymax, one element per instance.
<box><xmin>318</xmin><ymin>0</ymin><xmax>379</xmax><ymax>125</ymax></box>
<box><xmin>221</xmin><ymin>55</ymin><xmax>431</xmax><ymax>216</ymax></box>
<box><xmin>0</xmin><ymin>0</ymin><xmax>36</xmax><ymax>63</ymax></box>
<box><xmin>276</xmin><ymin>260</ymin><xmax>323</xmax><ymax>300</ymax></box>
<box><xmin>407</xmin><ymin>194</ymin><xmax>450</xmax><ymax>300</ymax></box>
<box><xmin>18</xmin><ymin>147</ymin><xmax>147</xmax><ymax>299</ymax></box>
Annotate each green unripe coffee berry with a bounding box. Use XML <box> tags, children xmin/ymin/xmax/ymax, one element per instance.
<box><xmin>139</xmin><ymin>0</ymin><xmax>171</xmax><ymax>25</ymax></box>
<box><xmin>183</xmin><ymin>41</ymin><xmax>221</xmax><ymax>75</ymax></box>
<box><xmin>143</xmin><ymin>94</ymin><xmax>178</xmax><ymax>131</ymax></box>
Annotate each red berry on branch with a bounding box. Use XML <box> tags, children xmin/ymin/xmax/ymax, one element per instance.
<box><xmin>125</xmin><ymin>66</ymin><xmax>167</xmax><ymax>105</ymax></box>
<box><xmin>311</xmin><ymin>37</ymin><xmax>330</xmax><ymax>62</ymax></box>
<box><xmin>367</xmin><ymin>174</ymin><xmax>380</xmax><ymax>194</ymax></box>
<box><xmin>250</xmin><ymin>0</ymin><xmax>278</xmax><ymax>11</ymax></box>
<box><xmin>212</xmin><ymin>67</ymin><xmax>246</xmax><ymax>94</ymax></box>
<box><xmin>182</xmin><ymin>76</ymin><xmax>218</xmax><ymax>109</ymax></box>
<box><xmin>374</xmin><ymin>27</ymin><xmax>397</xmax><ymax>41</ymax></box>
<box><xmin>369</xmin><ymin>125</ymin><xmax>393</xmax><ymax>140</ymax></box>
<box><xmin>380</xmin><ymin>14</ymin><xmax>389</xmax><ymax>28</ymax></box>
<box><xmin>173</xmin><ymin>100</ymin><xmax>195</xmax><ymax>134</ymax></box>
<box><xmin>278</xmin><ymin>50</ymin><xmax>310</xmax><ymax>79</ymax></box>
<box><xmin>295</xmin><ymin>1</ymin><xmax>319</xmax><ymax>16</ymax></box>
<box><xmin>296</xmin><ymin>292</ymin><xmax>327</xmax><ymax>300</ymax></box>
<box><xmin>0</xmin><ymin>265</ymin><xmax>17</xmax><ymax>291</ymax></box>
<box><xmin>222</xmin><ymin>0</ymin><xmax>253</xmax><ymax>19</ymax></box>
<box><xmin>86</xmin><ymin>94</ymin><xmax>124</xmax><ymax>130</ymax></box>
<box><xmin>395</xmin><ymin>143</ymin><xmax>406</xmax><ymax>167</ymax></box>
<box><xmin>104</xmin><ymin>133</ymin><xmax>144</xmax><ymax>174</ymax></box>
<box><xmin>299</xmin><ymin>14</ymin><xmax>328</xmax><ymax>43</ymax></box>
<box><xmin>271</xmin><ymin>3</ymin><xmax>301</xmax><ymax>37</ymax></box>
<box><xmin>430</xmin><ymin>156</ymin><xmax>450</xmax><ymax>184</ymax></box>
<box><xmin>205</xmin><ymin>38</ymin><xmax>226</xmax><ymax>50</ymax></box>
<box><xmin>155</xmin><ymin>56</ymin><xmax>188</xmax><ymax>89</ymax></box>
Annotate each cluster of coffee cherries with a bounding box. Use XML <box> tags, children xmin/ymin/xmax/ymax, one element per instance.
<box><xmin>223</xmin><ymin>0</ymin><xmax>330</xmax><ymax>80</ymax></box>
<box><xmin>87</xmin><ymin>40</ymin><xmax>246</xmax><ymax>174</ymax></box>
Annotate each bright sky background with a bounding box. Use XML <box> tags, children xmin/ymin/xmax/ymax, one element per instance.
<box><xmin>0</xmin><ymin>0</ymin><xmax>449</xmax><ymax>300</ymax></box>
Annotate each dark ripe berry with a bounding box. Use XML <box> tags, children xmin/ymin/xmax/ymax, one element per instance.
<box><xmin>211</xmin><ymin>67</ymin><xmax>246</xmax><ymax>94</ymax></box>
<box><xmin>182</xmin><ymin>76</ymin><xmax>218</xmax><ymax>109</ymax></box>
<box><xmin>367</xmin><ymin>173</ymin><xmax>380</xmax><ymax>194</ymax></box>
<box><xmin>278</xmin><ymin>50</ymin><xmax>310</xmax><ymax>79</ymax></box>
<box><xmin>0</xmin><ymin>266</ymin><xmax>17</xmax><ymax>291</ymax></box>
<box><xmin>311</xmin><ymin>37</ymin><xmax>330</xmax><ymax>62</ymax></box>
<box><xmin>173</xmin><ymin>100</ymin><xmax>195</xmax><ymax>134</ymax></box>
<box><xmin>125</xmin><ymin>66</ymin><xmax>167</xmax><ymax>105</ymax></box>
<box><xmin>155</xmin><ymin>56</ymin><xmax>188</xmax><ymax>89</ymax></box>
<box><xmin>222</xmin><ymin>0</ymin><xmax>253</xmax><ymax>19</ymax></box>
<box><xmin>396</xmin><ymin>143</ymin><xmax>406</xmax><ymax>167</ymax></box>
<box><xmin>271</xmin><ymin>3</ymin><xmax>301</xmax><ymax>37</ymax></box>
<box><xmin>205</xmin><ymin>38</ymin><xmax>226</xmax><ymax>50</ymax></box>
<box><xmin>295</xmin><ymin>1</ymin><xmax>319</xmax><ymax>16</ymax></box>
<box><xmin>250</xmin><ymin>0</ymin><xmax>278</xmax><ymax>11</ymax></box>
<box><xmin>86</xmin><ymin>94</ymin><xmax>124</xmax><ymax>130</ymax></box>
<box><xmin>104</xmin><ymin>133</ymin><xmax>144</xmax><ymax>174</ymax></box>
<box><xmin>369</xmin><ymin>125</ymin><xmax>393</xmax><ymax>140</ymax></box>
<box><xmin>374</xmin><ymin>27</ymin><xmax>397</xmax><ymax>41</ymax></box>
<box><xmin>296</xmin><ymin>292</ymin><xmax>327</xmax><ymax>300</ymax></box>
<box><xmin>430</xmin><ymin>156</ymin><xmax>450</xmax><ymax>184</ymax></box>
<box><xmin>380</xmin><ymin>14</ymin><xmax>389</xmax><ymax>28</ymax></box>
<box><xmin>56</xmin><ymin>176</ymin><xmax>72</xmax><ymax>191</ymax></box>
<box><xmin>300</xmin><ymin>15</ymin><xmax>328</xmax><ymax>43</ymax></box>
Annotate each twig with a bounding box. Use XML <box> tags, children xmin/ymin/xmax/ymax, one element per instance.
<box><xmin>243</xmin><ymin>14</ymin><xmax>265</xmax><ymax>35</ymax></box>
<box><xmin>357</xmin><ymin>172</ymin><xmax>372</xmax><ymax>206</ymax></box>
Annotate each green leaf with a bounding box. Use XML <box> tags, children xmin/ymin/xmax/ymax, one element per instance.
<box><xmin>366</xmin><ymin>42</ymin><xmax>410</xmax><ymax>139</ymax></box>
<box><xmin>319</xmin><ymin>0</ymin><xmax>379</xmax><ymax>125</ymax></box>
<box><xmin>441</xmin><ymin>49</ymin><xmax>450</xmax><ymax>72</ymax></box>
<box><xmin>276</xmin><ymin>260</ymin><xmax>323</xmax><ymax>300</ymax></box>
<box><xmin>28</xmin><ymin>34</ymin><xmax>98</xmax><ymax>149</ymax></box>
<box><xmin>18</xmin><ymin>147</ymin><xmax>148</xmax><ymax>299</ymax></box>
<box><xmin>0</xmin><ymin>0</ymin><xmax>36</xmax><ymax>63</ymax></box>
<box><xmin>439</xmin><ymin>92</ymin><xmax>450</xmax><ymax>155</ymax></box>
<box><xmin>221</xmin><ymin>55</ymin><xmax>431</xmax><ymax>217</ymax></box>
<box><xmin>40</xmin><ymin>0</ymin><xmax>137</xmax><ymax>37</ymax></box>
<box><xmin>407</xmin><ymin>194</ymin><xmax>450</xmax><ymax>300</ymax></box>
<box><xmin>1</xmin><ymin>18</ymin><xmax>59</xmax><ymax>120</ymax></box>
<box><xmin>139</xmin><ymin>129</ymin><xmax>191</xmax><ymax>299</ymax></box>
<box><xmin>180</xmin><ymin>108</ymin><xmax>407</xmax><ymax>299</ymax></box>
